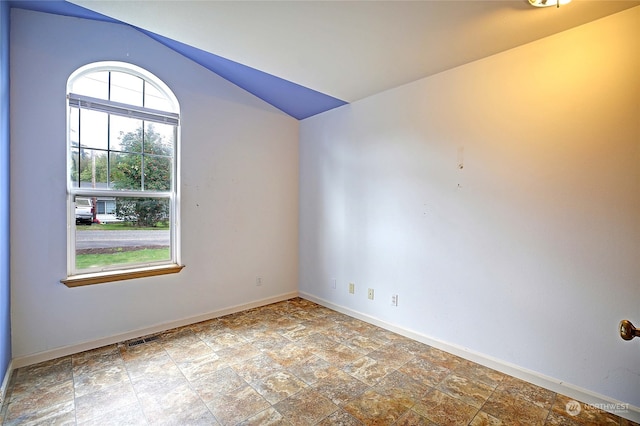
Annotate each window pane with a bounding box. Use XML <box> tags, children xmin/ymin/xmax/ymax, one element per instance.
<box><xmin>70</xmin><ymin>71</ymin><xmax>109</xmax><ymax>99</ymax></box>
<box><xmin>110</xmin><ymin>152</ymin><xmax>142</xmax><ymax>190</ymax></box>
<box><xmin>110</xmin><ymin>71</ymin><xmax>143</xmax><ymax>106</ymax></box>
<box><xmin>70</xmin><ymin>148</ymin><xmax>80</xmax><ymax>188</ymax></box>
<box><xmin>144</xmin><ymin>155</ymin><xmax>172</xmax><ymax>191</ymax></box>
<box><xmin>144</xmin><ymin>83</ymin><xmax>173</xmax><ymax>112</ymax></box>
<box><xmin>69</xmin><ymin>107</ymin><xmax>80</xmax><ymax>147</ymax></box>
<box><xmin>78</xmin><ymin>149</ymin><xmax>108</xmax><ymax>189</ymax></box>
<box><xmin>75</xmin><ymin>196</ymin><xmax>171</xmax><ymax>271</ymax></box>
<box><xmin>79</xmin><ymin>109</ymin><xmax>108</xmax><ymax>150</ymax></box>
<box><xmin>105</xmin><ymin>200</ymin><xmax>116</xmax><ymax>214</ymax></box>
<box><xmin>110</xmin><ymin>115</ymin><xmax>143</xmax><ymax>153</ymax></box>
<box><xmin>95</xmin><ymin>199</ymin><xmax>116</xmax><ymax>217</ymax></box>
<box><xmin>144</xmin><ymin>122</ymin><xmax>174</xmax><ymax>156</ymax></box>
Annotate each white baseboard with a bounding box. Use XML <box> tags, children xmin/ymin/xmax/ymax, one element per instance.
<box><xmin>12</xmin><ymin>291</ymin><xmax>298</xmax><ymax>369</ymax></box>
<box><xmin>0</xmin><ymin>359</ymin><xmax>13</xmax><ymax>409</ymax></box>
<box><xmin>300</xmin><ymin>292</ymin><xmax>640</xmax><ymax>424</ymax></box>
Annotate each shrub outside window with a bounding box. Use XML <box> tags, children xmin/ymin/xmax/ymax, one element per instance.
<box><xmin>65</xmin><ymin>62</ymin><xmax>181</xmax><ymax>285</ymax></box>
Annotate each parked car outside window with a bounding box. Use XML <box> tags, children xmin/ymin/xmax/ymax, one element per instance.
<box><xmin>75</xmin><ymin>197</ymin><xmax>93</xmax><ymax>225</ymax></box>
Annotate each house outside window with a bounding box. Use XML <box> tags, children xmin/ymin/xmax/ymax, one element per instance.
<box><xmin>64</xmin><ymin>62</ymin><xmax>182</xmax><ymax>286</ymax></box>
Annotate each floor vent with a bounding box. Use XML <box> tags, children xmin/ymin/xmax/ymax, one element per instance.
<box><xmin>127</xmin><ymin>335</ymin><xmax>160</xmax><ymax>347</ymax></box>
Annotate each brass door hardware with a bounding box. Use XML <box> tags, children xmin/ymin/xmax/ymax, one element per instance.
<box><xmin>619</xmin><ymin>320</ymin><xmax>640</xmax><ymax>341</ymax></box>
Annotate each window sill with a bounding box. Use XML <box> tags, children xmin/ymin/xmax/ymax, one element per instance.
<box><xmin>61</xmin><ymin>264</ymin><xmax>185</xmax><ymax>287</ymax></box>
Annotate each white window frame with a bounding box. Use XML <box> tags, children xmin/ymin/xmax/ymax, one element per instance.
<box><xmin>63</xmin><ymin>62</ymin><xmax>182</xmax><ymax>286</ymax></box>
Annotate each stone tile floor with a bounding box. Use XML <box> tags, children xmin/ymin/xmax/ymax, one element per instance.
<box><xmin>1</xmin><ymin>298</ymin><xmax>637</xmax><ymax>425</ymax></box>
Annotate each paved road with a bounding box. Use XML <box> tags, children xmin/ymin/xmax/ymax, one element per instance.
<box><xmin>76</xmin><ymin>229</ymin><xmax>169</xmax><ymax>249</ymax></box>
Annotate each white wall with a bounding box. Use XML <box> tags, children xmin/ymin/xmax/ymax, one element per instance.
<box><xmin>10</xmin><ymin>10</ymin><xmax>299</xmax><ymax>359</ymax></box>
<box><xmin>300</xmin><ymin>7</ymin><xmax>640</xmax><ymax>408</ymax></box>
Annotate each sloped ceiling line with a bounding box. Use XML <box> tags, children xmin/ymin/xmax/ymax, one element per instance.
<box><xmin>9</xmin><ymin>0</ymin><xmax>639</xmax><ymax>119</ymax></box>
<box><xmin>8</xmin><ymin>0</ymin><xmax>347</xmax><ymax>120</ymax></box>
<box><xmin>137</xmin><ymin>28</ymin><xmax>347</xmax><ymax>120</ymax></box>
<box><xmin>67</xmin><ymin>0</ymin><xmax>639</xmax><ymax>103</ymax></box>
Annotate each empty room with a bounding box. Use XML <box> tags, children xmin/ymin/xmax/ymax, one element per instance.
<box><xmin>0</xmin><ymin>0</ymin><xmax>638</xmax><ymax>424</ymax></box>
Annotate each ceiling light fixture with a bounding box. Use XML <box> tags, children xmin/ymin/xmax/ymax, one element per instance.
<box><xmin>528</xmin><ymin>0</ymin><xmax>571</xmax><ymax>8</ymax></box>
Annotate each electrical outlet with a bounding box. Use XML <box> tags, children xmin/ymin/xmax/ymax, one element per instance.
<box><xmin>256</xmin><ymin>276</ymin><xmax>263</xmax><ymax>286</ymax></box>
<box><xmin>368</xmin><ymin>288</ymin><xmax>374</xmax><ymax>300</ymax></box>
<box><xmin>331</xmin><ymin>278</ymin><xmax>337</xmax><ymax>289</ymax></box>
<box><xmin>391</xmin><ymin>294</ymin><xmax>398</xmax><ymax>306</ymax></box>
<box><xmin>349</xmin><ymin>282</ymin><xmax>355</xmax><ymax>294</ymax></box>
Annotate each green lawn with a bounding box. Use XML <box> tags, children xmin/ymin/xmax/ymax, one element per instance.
<box><xmin>76</xmin><ymin>248</ymin><xmax>170</xmax><ymax>270</ymax></box>
<box><xmin>77</xmin><ymin>222</ymin><xmax>170</xmax><ymax>231</ymax></box>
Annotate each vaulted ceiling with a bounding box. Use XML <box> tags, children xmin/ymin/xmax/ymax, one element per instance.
<box><xmin>11</xmin><ymin>0</ymin><xmax>640</xmax><ymax>119</ymax></box>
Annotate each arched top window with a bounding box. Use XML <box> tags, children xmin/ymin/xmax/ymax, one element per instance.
<box><xmin>64</xmin><ymin>62</ymin><xmax>182</xmax><ymax>286</ymax></box>
<box><xmin>68</xmin><ymin>61</ymin><xmax>179</xmax><ymax>114</ymax></box>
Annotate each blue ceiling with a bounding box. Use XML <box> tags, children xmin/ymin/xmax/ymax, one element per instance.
<box><xmin>8</xmin><ymin>0</ymin><xmax>348</xmax><ymax>120</ymax></box>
